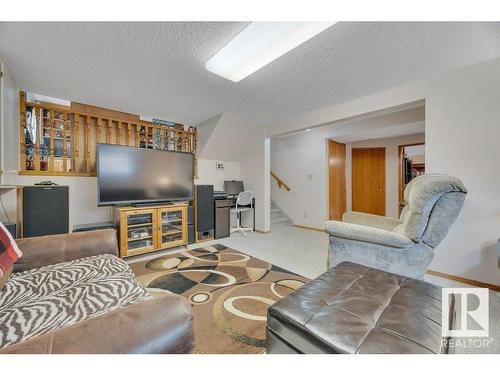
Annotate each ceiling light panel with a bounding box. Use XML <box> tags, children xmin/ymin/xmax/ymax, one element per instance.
<box><xmin>205</xmin><ymin>22</ymin><xmax>335</xmax><ymax>82</ymax></box>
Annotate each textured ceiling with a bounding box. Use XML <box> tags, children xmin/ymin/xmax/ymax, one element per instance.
<box><xmin>1</xmin><ymin>22</ymin><xmax>500</xmax><ymax>126</ymax></box>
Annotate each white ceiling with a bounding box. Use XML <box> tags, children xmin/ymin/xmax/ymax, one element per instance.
<box><xmin>323</xmin><ymin>105</ymin><xmax>425</xmax><ymax>143</ymax></box>
<box><xmin>1</xmin><ymin>22</ymin><xmax>500</xmax><ymax>126</ymax></box>
<box><xmin>332</xmin><ymin>121</ymin><xmax>425</xmax><ymax>144</ymax></box>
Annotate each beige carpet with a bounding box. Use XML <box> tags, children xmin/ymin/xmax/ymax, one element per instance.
<box><xmin>130</xmin><ymin>244</ymin><xmax>309</xmax><ymax>354</ymax></box>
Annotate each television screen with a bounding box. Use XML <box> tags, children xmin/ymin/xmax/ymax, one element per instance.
<box><xmin>97</xmin><ymin>144</ymin><xmax>194</xmax><ymax>205</ymax></box>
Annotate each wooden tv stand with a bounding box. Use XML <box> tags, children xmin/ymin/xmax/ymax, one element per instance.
<box><xmin>113</xmin><ymin>203</ymin><xmax>188</xmax><ymax>258</ymax></box>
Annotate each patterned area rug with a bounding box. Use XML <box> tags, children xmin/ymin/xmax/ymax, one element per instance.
<box><xmin>130</xmin><ymin>244</ymin><xmax>309</xmax><ymax>354</ymax></box>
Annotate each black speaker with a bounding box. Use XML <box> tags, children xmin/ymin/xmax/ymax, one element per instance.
<box><xmin>187</xmin><ymin>206</ymin><xmax>194</xmax><ymax>225</ymax></box>
<box><xmin>195</xmin><ymin>185</ymin><xmax>214</xmax><ymax>240</ymax></box>
<box><xmin>1</xmin><ymin>222</ymin><xmax>17</xmax><ymax>239</ymax></box>
<box><xmin>22</xmin><ymin>186</ymin><xmax>69</xmax><ymax>238</ymax></box>
<box><xmin>188</xmin><ymin>224</ymin><xmax>194</xmax><ymax>244</ymax></box>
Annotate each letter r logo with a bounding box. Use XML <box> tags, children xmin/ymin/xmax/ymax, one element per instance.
<box><xmin>442</xmin><ymin>288</ymin><xmax>489</xmax><ymax>337</ymax></box>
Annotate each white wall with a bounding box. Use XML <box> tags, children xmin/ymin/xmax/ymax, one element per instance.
<box><xmin>424</xmin><ymin>59</ymin><xmax>500</xmax><ymax>285</ymax></box>
<box><xmin>271</xmin><ymin>131</ymin><xmax>328</xmax><ymax>229</ymax></box>
<box><xmin>194</xmin><ymin>159</ymin><xmax>240</xmax><ymax>191</ymax></box>
<box><xmin>239</xmin><ymin>130</ymin><xmax>270</xmax><ymax>232</ymax></box>
<box><xmin>269</xmin><ymin>56</ymin><xmax>500</xmax><ymax>286</ymax></box>
<box><xmin>347</xmin><ymin>133</ymin><xmax>425</xmax><ymax>218</ymax></box>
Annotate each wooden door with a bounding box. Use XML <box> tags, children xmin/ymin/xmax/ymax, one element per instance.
<box><xmin>352</xmin><ymin>148</ymin><xmax>386</xmax><ymax>216</ymax></box>
<box><xmin>328</xmin><ymin>140</ymin><xmax>346</xmax><ymax>220</ymax></box>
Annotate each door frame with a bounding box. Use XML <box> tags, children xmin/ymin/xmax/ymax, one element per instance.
<box><xmin>398</xmin><ymin>142</ymin><xmax>425</xmax><ymax>211</ymax></box>
<box><xmin>327</xmin><ymin>139</ymin><xmax>346</xmax><ymax>220</ymax></box>
<box><xmin>351</xmin><ymin>147</ymin><xmax>386</xmax><ymax>216</ymax></box>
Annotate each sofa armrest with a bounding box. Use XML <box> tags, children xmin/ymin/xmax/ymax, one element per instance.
<box><xmin>0</xmin><ymin>294</ymin><xmax>194</xmax><ymax>354</ymax></box>
<box><xmin>342</xmin><ymin>211</ymin><xmax>401</xmax><ymax>231</ymax></box>
<box><xmin>325</xmin><ymin>221</ymin><xmax>414</xmax><ymax>248</ymax></box>
<box><xmin>14</xmin><ymin>229</ymin><xmax>119</xmax><ymax>272</ymax></box>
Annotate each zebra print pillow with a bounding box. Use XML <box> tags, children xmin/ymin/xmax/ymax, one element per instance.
<box><xmin>0</xmin><ymin>254</ymin><xmax>152</xmax><ymax>348</ymax></box>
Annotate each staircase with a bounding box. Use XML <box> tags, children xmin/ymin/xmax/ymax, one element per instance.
<box><xmin>270</xmin><ymin>201</ymin><xmax>292</xmax><ymax>229</ymax></box>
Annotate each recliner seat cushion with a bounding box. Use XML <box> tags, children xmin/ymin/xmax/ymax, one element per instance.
<box><xmin>0</xmin><ymin>254</ymin><xmax>152</xmax><ymax>348</ymax></box>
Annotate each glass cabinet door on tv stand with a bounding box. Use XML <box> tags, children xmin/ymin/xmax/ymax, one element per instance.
<box><xmin>157</xmin><ymin>205</ymin><xmax>187</xmax><ymax>249</ymax></box>
<box><xmin>121</xmin><ymin>209</ymin><xmax>156</xmax><ymax>257</ymax></box>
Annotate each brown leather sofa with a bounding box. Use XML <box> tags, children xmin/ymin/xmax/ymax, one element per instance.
<box><xmin>267</xmin><ymin>261</ymin><xmax>453</xmax><ymax>354</ymax></box>
<box><xmin>0</xmin><ymin>230</ymin><xmax>194</xmax><ymax>354</ymax></box>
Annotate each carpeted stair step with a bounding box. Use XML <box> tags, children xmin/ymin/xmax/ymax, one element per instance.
<box><xmin>270</xmin><ymin>200</ymin><xmax>292</xmax><ymax>229</ymax></box>
<box><xmin>271</xmin><ymin>215</ymin><xmax>290</xmax><ymax>225</ymax></box>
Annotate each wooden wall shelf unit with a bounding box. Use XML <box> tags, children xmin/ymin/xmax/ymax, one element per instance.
<box><xmin>19</xmin><ymin>91</ymin><xmax>198</xmax><ymax>177</ymax></box>
<box><xmin>113</xmin><ymin>203</ymin><xmax>188</xmax><ymax>258</ymax></box>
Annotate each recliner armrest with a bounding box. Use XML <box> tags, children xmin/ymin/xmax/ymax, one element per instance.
<box><xmin>325</xmin><ymin>221</ymin><xmax>414</xmax><ymax>248</ymax></box>
<box><xmin>0</xmin><ymin>294</ymin><xmax>194</xmax><ymax>354</ymax></box>
<box><xmin>342</xmin><ymin>211</ymin><xmax>401</xmax><ymax>231</ymax></box>
<box><xmin>14</xmin><ymin>229</ymin><xmax>119</xmax><ymax>272</ymax></box>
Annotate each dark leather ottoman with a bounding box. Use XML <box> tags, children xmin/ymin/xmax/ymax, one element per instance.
<box><xmin>267</xmin><ymin>261</ymin><xmax>453</xmax><ymax>354</ymax></box>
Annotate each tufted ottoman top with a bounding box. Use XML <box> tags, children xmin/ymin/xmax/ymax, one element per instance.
<box><xmin>267</xmin><ymin>262</ymin><xmax>451</xmax><ymax>354</ymax></box>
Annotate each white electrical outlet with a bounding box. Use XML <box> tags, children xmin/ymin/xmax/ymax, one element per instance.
<box><xmin>307</xmin><ymin>174</ymin><xmax>313</xmax><ymax>180</ymax></box>
<box><xmin>304</xmin><ymin>212</ymin><xmax>308</xmax><ymax>218</ymax></box>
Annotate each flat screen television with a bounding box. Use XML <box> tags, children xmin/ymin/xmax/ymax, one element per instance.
<box><xmin>97</xmin><ymin>144</ymin><xmax>194</xmax><ymax>206</ymax></box>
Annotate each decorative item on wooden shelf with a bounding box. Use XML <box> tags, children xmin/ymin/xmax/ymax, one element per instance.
<box><xmin>19</xmin><ymin>91</ymin><xmax>198</xmax><ymax>177</ymax></box>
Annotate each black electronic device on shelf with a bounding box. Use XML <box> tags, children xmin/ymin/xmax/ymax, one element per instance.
<box><xmin>214</xmin><ymin>191</ymin><xmax>228</xmax><ymax>200</ymax></box>
<box><xmin>127</xmin><ymin>214</ymin><xmax>153</xmax><ymax>226</ymax></box>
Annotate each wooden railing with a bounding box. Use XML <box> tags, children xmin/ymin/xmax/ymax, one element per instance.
<box><xmin>271</xmin><ymin>171</ymin><xmax>290</xmax><ymax>191</ymax></box>
<box><xmin>19</xmin><ymin>92</ymin><xmax>197</xmax><ymax>177</ymax></box>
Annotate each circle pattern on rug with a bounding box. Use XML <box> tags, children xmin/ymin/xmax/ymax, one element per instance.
<box><xmin>223</xmin><ymin>296</ymin><xmax>274</xmax><ymax>321</ymax></box>
<box><xmin>190</xmin><ymin>292</ymin><xmax>212</xmax><ymax>305</ymax></box>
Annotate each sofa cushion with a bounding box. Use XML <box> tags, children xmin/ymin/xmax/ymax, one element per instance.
<box><xmin>0</xmin><ymin>254</ymin><xmax>152</xmax><ymax>348</ymax></box>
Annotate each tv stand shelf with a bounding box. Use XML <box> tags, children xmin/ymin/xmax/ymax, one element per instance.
<box><xmin>113</xmin><ymin>203</ymin><xmax>188</xmax><ymax>258</ymax></box>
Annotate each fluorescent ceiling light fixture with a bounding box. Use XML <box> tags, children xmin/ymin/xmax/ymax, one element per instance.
<box><xmin>205</xmin><ymin>22</ymin><xmax>335</xmax><ymax>82</ymax></box>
